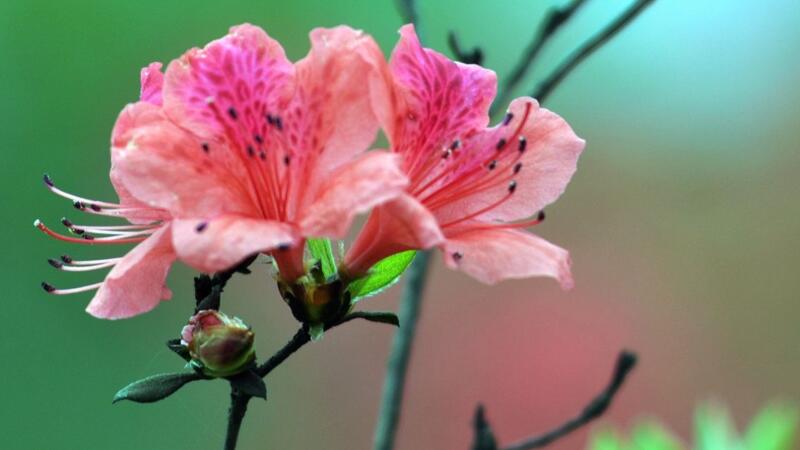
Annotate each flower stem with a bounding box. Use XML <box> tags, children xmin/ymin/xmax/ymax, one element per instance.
<box><xmin>224</xmin><ymin>391</ymin><xmax>251</xmax><ymax>450</ymax></box>
<box><xmin>373</xmin><ymin>251</ymin><xmax>432</xmax><ymax>450</ymax></box>
<box><xmin>532</xmin><ymin>0</ymin><xmax>656</xmax><ymax>103</ymax></box>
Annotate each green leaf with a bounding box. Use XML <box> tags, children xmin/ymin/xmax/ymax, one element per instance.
<box><xmin>166</xmin><ymin>338</ymin><xmax>191</xmax><ymax>362</ymax></box>
<box><xmin>631</xmin><ymin>422</ymin><xmax>685</xmax><ymax>450</ymax></box>
<box><xmin>347</xmin><ymin>251</ymin><xmax>416</xmax><ymax>301</ymax></box>
<box><xmin>309</xmin><ymin>323</ymin><xmax>325</xmax><ymax>341</ymax></box>
<box><xmin>589</xmin><ymin>429</ymin><xmax>627</xmax><ymax>450</ymax></box>
<box><xmin>344</xmin><ymin>311</ymin><xmax>400</xmax><ymax>327</ymax></box>
<box><xmin>113</xmin><ymin>372</ymin><xmax>204</xmax><ymax>404</ymax></box>
<box><xmin>308</xmin><ymin>238</ymin><xmax>337</xmax><ymax>280</ymax></box>
<box><xmin>744</xmin><ymin>403</ymin><xmax>799</xmax><ymax>450</ymax></box>
<box><xmin>695</xmin><ymin>403</ymin><xmax>740</xmax><ymax>450</ymax></box>
<box><xmin>228</xmin><ymin>370</ymin><xmax>267</xmax><ymax>400</ymax></box>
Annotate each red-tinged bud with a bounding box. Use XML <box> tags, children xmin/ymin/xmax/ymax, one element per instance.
<box><xmin>181</xmin><ymin>310</ymin><xmax>255</xmax><ymax>377</ymax></box>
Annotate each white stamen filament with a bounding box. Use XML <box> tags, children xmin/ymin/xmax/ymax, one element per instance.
<box><xmin>46</xmin><ymin>184</ymin><xmax>121</xmax><ymax>208</ymax></box>
<box><xmin>60</xmin><ymin>259</ymin><xmax>119</xmax><ymax>272</ymax></box>
<box><xmin>48</xmin><ymin>282</ymin><xmax>104</xmax><ymax>295</ymax></box>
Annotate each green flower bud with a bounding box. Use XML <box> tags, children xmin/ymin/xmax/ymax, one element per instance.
<box><xmin>181</xmin><ymin>310</ymin><xmax>255</xmax><ymax>378</ymax></box>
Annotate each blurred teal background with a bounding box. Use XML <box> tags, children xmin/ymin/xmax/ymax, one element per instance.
<box><xmin>2</xmin><ymin>0</ymin><xmax>798</xmax><ymax>448</ymax></box>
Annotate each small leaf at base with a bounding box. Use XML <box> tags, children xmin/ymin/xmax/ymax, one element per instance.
<box><xmin>113</xmin><ymin>372</ymin><xmax>204</xmax><ymax>404</ymax></box>
<box><xmin>228</xmin><ymin>370</ymin><xmax>267</xmax><ymax>400</ymax></box>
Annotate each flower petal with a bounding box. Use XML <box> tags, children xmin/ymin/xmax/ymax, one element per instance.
<box><xmin>432</xmin><ymin>98</ymin><xmax>585</xmax><ymax>224</ymax></box>
<box><xmin>344</xmin><ymin>193</ymin><xmax>444</xmax><ymax>276</ymax></box>
<box><xmin>442</xmin><ymin>228</ymin><xmax>573</xmax><ymax>288</ymax></box>
<box><xmin>86</xmin><ymin>226</ymin><xmax>176</xmax><ymax>319</ymax></box>
<box><xmin>172</xmin><ymin>215</ymin><xmax>295</xmax><ymax>273</ymax></box>
<box><xmin>108</xmin><ymin>102</ymin><xmax>169</xmax><ymax>222</ymax></box>
<box><xmin>385</xmin><ymin>24</ymin><xmax>497</xmax><ymax>158</ymax></box>
<box><xmin>111</xmin><ymin>102</ymin><xmax>256</xmax><ymax>218</ymax></box>
<box><xmin>140</xmin><ymin>62</ymin><xmax>164</xmax><ymax>105</ymax></box>
<box><xmin>300</xmin><ymin>152</ymin><xmax>408</xmax><ymax>238</ymax></box>
<box><xmin>162</xmin><ymin>23</ymin><xmax>295</xmax><ymax>145</ymax></box>
<box><xmin>290</xmin><ymin>26</ymin><xmax>389</xmax><ymax>182</ymax></box>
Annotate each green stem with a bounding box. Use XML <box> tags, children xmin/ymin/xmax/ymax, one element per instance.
<box><xmin>373</xmin><ymin>251</ymin><xmax>432</xmax><ymax>450</ymax></box>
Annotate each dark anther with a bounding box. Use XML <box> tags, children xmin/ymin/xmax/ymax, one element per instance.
<box><xmin>47</xmin><ymin>258</ymin><xmax>63</xmax><ymax>269</ymax></box>
<box><xmin>195</xmin><ymin>222</ymin><xmax>208</xmax><ymax>233</ymax></box>
<box><xmin>89</xmin><ymin>204</ymin><xmax>102</xmax><ymax>212</ymax></box>
<box><xmin>452</xmin><ymin>251</ymin><xmax>463</xmax><ymax>261</ymax></box>
<box><xmin>508</xmin><ymin>180</ymin><xmax>517</xmax><ymax>193</ymax></box>
<box><xmin>488</xmin><ymin>160</ymin><xmax>497</xmax><ymax>170</ymax></box>
<box><xmin>227</xmin><ymin>107</ymin><xmax>238</xmax><ymax>120</ymax></box>
<box><xmin>502</xmin><ymin>112</ymin><xmax>514</xmax><ymax>126</ymax></box>
<box><xmin>71</xmin><ymin>227</ymin><xmax>85</xmax><ymax>236</ymax></box>
<box><xmin>537</xmin><ymin>210</ymin><xmax>546</xmax><ymax>222</ymax></box>
<box><xmin>254</xmin><ymin>134</ymin><xmax>263</xmax><ymax>144</ymax></box>
<box><xmin>60</xmin><ymin>254</ymin><xmax>73</xmax><ymax>264</ymax></box>
<box><xmin>73</xmin><ymin>201</ymin><xmax>85</xmax><ymax>210</ymax></box>
<box><xmin>82</xmin><ymin>234</ymin><xmax>95</xmax><ymax>241</ymax></box>
<box><xmin>201</xmin><ymin>142</ymin><xmax>210</xmax><ymax>153</ymax></box>
<box><xmin>518</xmin><ymin>136</ymin><xmax>527</xmax><ymax>153</ymax></box>
<box><xmin>247</xmin><ymin>146</ymin><xmax>255</xmax><ymax>157</ymax></box>
<box><xmin>60</xmin><ymin>217</ymin><xmax>73</xmax><ymax>228</ymax></box>
<box><xmin>41</xmin><ymin>282</ymin><xmax>56</xmax><ymax>293</ymax></box>
<box><xmin>283</xmin><ymin>155</ymin><xmax>290</xmax><ymax>166</ymax></box>
<box><xmin>450</xmin><ymin>139</ymin><xmax>462</xmax><ymax>150</ymax></box>
<box><xmin>514</xmin><ymin>162</ymin><xmax>523</xmax><ymax>174</ymax></box>
<box><xmin>259</xmin><ymin>152</ymin><xmax>266</xmax><ymax>160</ymax></box>
<box><xmin>278</xmin><ymin>243</ymin><xmax>291</xmax><ymax>251</ymax></box>
<box><xmin>266</xmin><ymin>114</ymin><xmax>275</xmax><ymax>125</ymax></box>
<box><xmin>275</xmin><ymin>116</ymin><xmax>283</xmax><ymax>131</ymax></box>
<box><xmin>496</xmin><ymin>138</ymin><xmax>507</xmax><ymax>150</ymax></box>
<box><xmin>442</xmin><ymin>149</ymin><xmax>452</xmax><ymax>159</ymax></box>
<box><xmin>43</xmin><ymin>174</ymin><xmax>54</xmax><ymax>187</ymax></box>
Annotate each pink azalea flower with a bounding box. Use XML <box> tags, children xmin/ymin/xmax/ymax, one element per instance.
<box><xmin>102</xmin><ymin>24</ymin><xmax>406</xmax><ymax>281</ymax></box>
<box><xmin>38</xmin><ymin>24</ymin><xmax>409</xmax><ymax>318</ymax></box>
<box><xmin>344</xmin><ymin>25</ymin><xmax>585</xmax><ymax>288</ymax></box>
<box><xmin>36</xmin><ymin>62</ymin><xmax>176</xmax><ymax>319</ymax></box>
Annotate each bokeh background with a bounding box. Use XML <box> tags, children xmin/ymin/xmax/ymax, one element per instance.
<box><xmin>2</xmin><ymin>0</ymin><xmax>798</xmax><ymax>448</ymax></box>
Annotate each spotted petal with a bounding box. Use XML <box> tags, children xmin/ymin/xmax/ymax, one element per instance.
<box><xmin>385</xmin><ymin>24</ymin><xmax>497</xmax><ymax>164</ymax></box>
<box><xmin>442</xmin><ymin>228</ymin><xmax>573</xmax><ymax>288</ymax></box>
<box><xmin>172</xmin><ymin>215</ymin><xmax>295</xmax><ymax>273</ymax></box>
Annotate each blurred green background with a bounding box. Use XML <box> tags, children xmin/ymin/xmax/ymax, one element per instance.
<box><xmin>2</xmin><ymin>0</ymin><xmax>798</xmax><ymax>448</ymax></box>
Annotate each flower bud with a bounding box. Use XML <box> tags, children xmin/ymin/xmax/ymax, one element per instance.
<box><xmin>181</xmin><ymin>310</ymin><xmax>255</xmax><ymax>377</ymax></box>
<box><xmin>278</xmin><ymin>279</ymin><xmax>349</xmax><ymax>327</ymax></box>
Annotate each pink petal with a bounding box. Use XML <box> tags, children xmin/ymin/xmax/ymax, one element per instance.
<box><xmin>108</xmin><ymin>102</ymin><xmax>172</xmax><ymax>223</ymax></box>
<box><xmin>433</xmin><ymin>98</ymin><xmax>585</xmax><ymax>225</ymax></box>
<box><xmin>344</xmin><ymin>193</ymin><xmax>444</xmax><ymax>276</ymax></box>
<box><xmin>110</xmin><ymin>102</ymin><xmax>256</xmax><ymax>218</ymax></box>
<box><xmin>162</xmin><ymin>23</ymin><xmax>295</xmax><ymax>145</ymax></box>
<box><xmin>289</xmin><ymin>26</ymin><xmax>390</xmax><ymax>184</ymax></box>
<box><xmin>172</xmin><ymin>215</ymin><xmax>295</xmax><ymax>273</ymax></box>
<box><xmin>86</xmin><ymin>225</ymin><xmax>176</xmax><ymax>319</ymax></box>
<box><xmin>140</xmin><ymin>62</ymin><xmax>164</xmax><ymax>105</ymax></box>
<box><xmin>442</xmin><ymin>228</ymin><xmax>573</xmax><ymax>288</ymax></box>
<box><xmin>386</xmin><ymin>24</ymin><xmax>497</xmax><ymax>161</ymax></box>
<box><xmin>300</xmin><ymin>152</ymin><xmax>408</xmax><ymax>238</ymax></box>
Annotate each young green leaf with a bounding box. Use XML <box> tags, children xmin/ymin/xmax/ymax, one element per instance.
<box><xmin>695</xmin><ymin>403</ymin><xmax>739</xmax><ymax>450</ymax></box>
<box><xmin>112</xmin><ymin>372</ymin><xmax>204</xmax><ymax>404</ymax></box>
<box><xmin>309</xmin><ymin>323</ymin><xmax>325</xmax><ymax>341</ymax></box>
<box><xmin>589</xmin><ymin>429</ymin><xmax>627</xmax><ymax>450</ymax></box>
<box><xmin>744</xmin><ymin>403</ymin><xmax>799</xmax><ymax>450</ymax></box>
<box><xmin>347</xmin><ymin>251</ymin><xmax>416</xmax><ymax>301</ymax></box>
<box><xmin>308</xmin><ymin>238</ymin><xmax>337</xmax><ymax>280</ymax></box>
<box><xmin>631</xmin><ymin>422</ymin><xmax>685</xmax><ymax>450</ymax></box>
